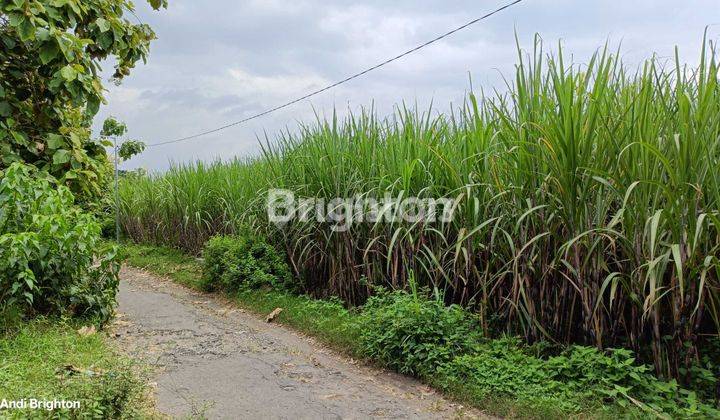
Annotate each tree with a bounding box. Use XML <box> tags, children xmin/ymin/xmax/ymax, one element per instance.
<box><xmin>0</xmin><ymin>0</ymin><xmax>166</xmax><ymax>202</ymax></box>
<box><xmin>118</xmin><ymin>139</ymin><xmax>145</xmax><ymax>160</ymax></box>
<box><xmin>100</xmin><ymin>116</ymin><xmax>145</xmax><ymax>161</ymax></box>
<box><xmin>100</xmin><ymin>116</ymin><xmax>144</xmax><ymax>241</ymax></box>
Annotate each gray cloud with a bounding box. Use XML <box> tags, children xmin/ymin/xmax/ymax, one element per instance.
<box><xmin>95</xmin><ymin>0</ymin><xmax>720</xmax><ymax>170</ymax></box>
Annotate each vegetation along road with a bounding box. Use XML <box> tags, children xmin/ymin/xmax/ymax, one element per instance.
<box><xmin>115</xmin><ymin>266</ymin><xmax>483</xmax><ymax>419</ymax></box>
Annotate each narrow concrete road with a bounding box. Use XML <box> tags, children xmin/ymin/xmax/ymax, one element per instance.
<box><xmin>113</xmin><ymin>266</ymin><xmax>484</xmax><ymax>419</ymax></box>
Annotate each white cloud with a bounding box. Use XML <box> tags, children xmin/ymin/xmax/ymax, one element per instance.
<box><xmin>225</xmin><ymin>68</ymin><xmax>329</xmax><ymax>101</ymax></box>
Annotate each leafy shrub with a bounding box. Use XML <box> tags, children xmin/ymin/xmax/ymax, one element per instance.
<box><xmin>77</xmin><ymin>369</ymin><xmax>146</xmax><ymax>419</ymax></box>
<box><xmin>357</xmin><ymin>287</ymin><xmax>482</xmax><ymax>377</ymax></box>
<box><xmin>202</xmin><ymin>234</ymin><xmax>292</xmax><ymax>292</ymax></box>
<box><xmin>436</xmin><ymin>338</ymin><xmax>579</xmax><ymax>416</ymax></box>
<box><xmin>0</xmin><ymin>163</ymin><xmax>120</xmax><ymax>325</ymax></box>
<box><xmin>118</xmin><ymin>140</ymin><xmax>147</xmax><ymax>161</ymax></box>
<box><xmin>437</xmin><ymin>340</ymin><xmax>720</xmax><ymax>418</ymax></box>
<box><xmin>685</xmin><ymin>337</ymin><xmax>720</xmax><ymax>402</ymax></box>
<box><xmin>202</xmin><ymin>235</ymin><xmax>236</xmax><ymax>290</ymax></box>
<box><xmin>357</xmin><ymin>285</ymin><xmax>719</xmax><ymax>417</ymax></box>
<box><xmin>546</xmin><ymin>346</ymin><xmax>720</xmax><ymax>417</ymax></box>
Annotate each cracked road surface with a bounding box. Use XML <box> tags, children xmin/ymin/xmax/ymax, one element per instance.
<box><xmin>114</xmin><ymin>266</ymin><xmax>485</xmax><ymax>419</ymax></box>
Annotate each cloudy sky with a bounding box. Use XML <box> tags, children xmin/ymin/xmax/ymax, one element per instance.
<box><xmin>95</xmin><ymin>0</ymin><xmax>719</xmax><ymax>171</ymax></box>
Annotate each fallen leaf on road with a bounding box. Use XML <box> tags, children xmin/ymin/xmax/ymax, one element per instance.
<box><xmin>77</xmin><ymin>325</ymin><xmax>96</xmax><ymax>336</ymax></box>
<box><xmin>59</xmin><ymin>365</ymin><xmax>105</xmax><ymax>377</ymax></box>
<box><xmin>420</xmin><ymin>386</ymin><xmax>435</xmax><ymax>396</ymax></box>
<box><xmin>265</xmin><ymin>307</ymin><xmax>283</xmax><ymax>322</ymax></box>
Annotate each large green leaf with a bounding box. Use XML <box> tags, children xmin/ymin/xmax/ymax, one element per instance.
<box><xmin>85</xmin><ymin>95</ymin><xmax>101</xmax><ymax>117</ymax></box>
<box><xmin>16</xmin><ymin>17</ymin><xmax>36</xmax><ymax>41</ymax></box>
<box><xmin>46</xmin><ymin>134</ymin><xmax>65</xmax><ymax>150</ymax></box>
<box><xmin>95</xmin><ymin>17</ymin><xmax>110</xmax><ymax>32</ymax></box>
<box><xmin>59</xmin><ymin>65</ymin><xmax>77</xmax><ymax>81</ymax></box>
<box><xmin>39</xmin><ymin>41</ymin><xmax>59</xmax><ymax>64</ymax></box>
<box><xmin>52</xmin><ymin>149</ymin><xmax>71</xmax><ymax>165</ymax></box>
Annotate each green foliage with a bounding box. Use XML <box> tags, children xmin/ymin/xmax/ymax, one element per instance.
<box><xmin>436</xmin><ymin>339</ymin><xmax>578</xmax><ymax>417</ymax></box>
<box><xmin>101</xmin><ymin>116</ymin><xmax>128</xmax><ymax>138</ymax></box>
<box><xmin>118</xmin><ymin>139</ymin><xmax>146</xmax><ymax>160</ymax></box>
<box><xmin>358</xmin><ymin>286</ymin><xmax>482</xmax><ymax>377</ymax></box>
<box><xmin>99</xmin><ymin>212</ymin><xmax>116</xmax><ymax>238</ymax></box>
<box><xmin>202</xmin><ymin>234</ymin><xmax>293</xmax><ymax>292</ymax></box>
<box><xmin>100</xmin><ymin>116</ymin><xmax>146</xmax><ymax>160</ymax></box>
<box><xmin>201</xmin><ymin>235</ymin><xmax>235</xmax><ymax>290</ymax></box>
<box><xmin>546</xmin><ymin>346</ymin><xmax>719</xmax><ymax>417</ymax></box>
<box><xmin>0</xmin><ymin>319</ymin><xmax>152</xmax><ymax>419</ymax></box>
<box><xmin>0</xmin><ymin>0</ymin><xmax>164</xmax><ymax>202</ymax></box>
<box><xmin>687</xmin><ymin>337</ymin><xmax>720</xmax><ymax>401</ymax></box>
<box><xmin>360</xmin><ymin>287</ymin><xmax>720</xmax><ymax>417</ymax></box>
<box><xmin>440</xmin><ymin>343</ymin><xmax>720</xmax><ymax>418</ymax></box>
<box><xmin>0</xmin><ymin>163</ymin><xmax>120</xmax><ymax>324</ymax></box>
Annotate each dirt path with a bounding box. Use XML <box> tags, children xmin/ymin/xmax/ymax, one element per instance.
<box><xmin>113</xmin><ymin>266</ymin><xmax>485</xmax><ymax>419</ymax></box>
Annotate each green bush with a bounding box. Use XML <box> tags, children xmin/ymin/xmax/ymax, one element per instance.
<box><xmin>0</xmin><ymin>163</ymin><xmax>120</xmax><ymax>325</ymax></box>
<box><xmin>546</xmin><ymin>346</ymin><xmax>720</xmax><ymax>417</ymax></box>
<box><xmin>201</xmin><ymin>234</ymin><xmax>292</xmax><ymax>292</ymax></box>
<box><xmin>437</xmin><ymin>338</ymin><xmax>720</xmax><ymax>418</ymax></box>
<box><xmin>690</xmin><ymin>337</ymin><xmax>720</xmax><ymax>401</ymax></box>
<box><xmin>77</xmin><ymin>369</ymin><xmax>145</xmax><ymax>419</ymax></box>
<box><xmin>356</xmin><ymin>285</ymin><xmax>719</xmax><ymax>417</ymax></box>
<box><xmin>357</xmin><ymin>287</ymin><xmax>482</xmax><ymax>377</ymax></box>
<box><xmin>201</xmin><ymin>236</ymin><xmax>234</xmax><ymax>290</ymax></box>
<box><xmin>436</xmin><ymin>338</ymin><xmax>579</xmax><ymax>416</ymax></box>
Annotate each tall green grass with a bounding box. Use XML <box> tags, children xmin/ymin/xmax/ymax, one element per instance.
<box><xmin>120</xmin><ymin>35</ymin><xmax>720</xmax><ymax>381</ymax></box>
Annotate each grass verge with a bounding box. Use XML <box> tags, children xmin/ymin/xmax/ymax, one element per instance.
<box><xmin>0</xmin><ymin>319</ymin><xmax>154</xmax><ymax>419</ymax></box>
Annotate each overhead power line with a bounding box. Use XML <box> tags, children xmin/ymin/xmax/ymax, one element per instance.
<box><xmin>148</xmin><ymin>0</ymin><xmax>524</xmax><ymax>147</ymax></box>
